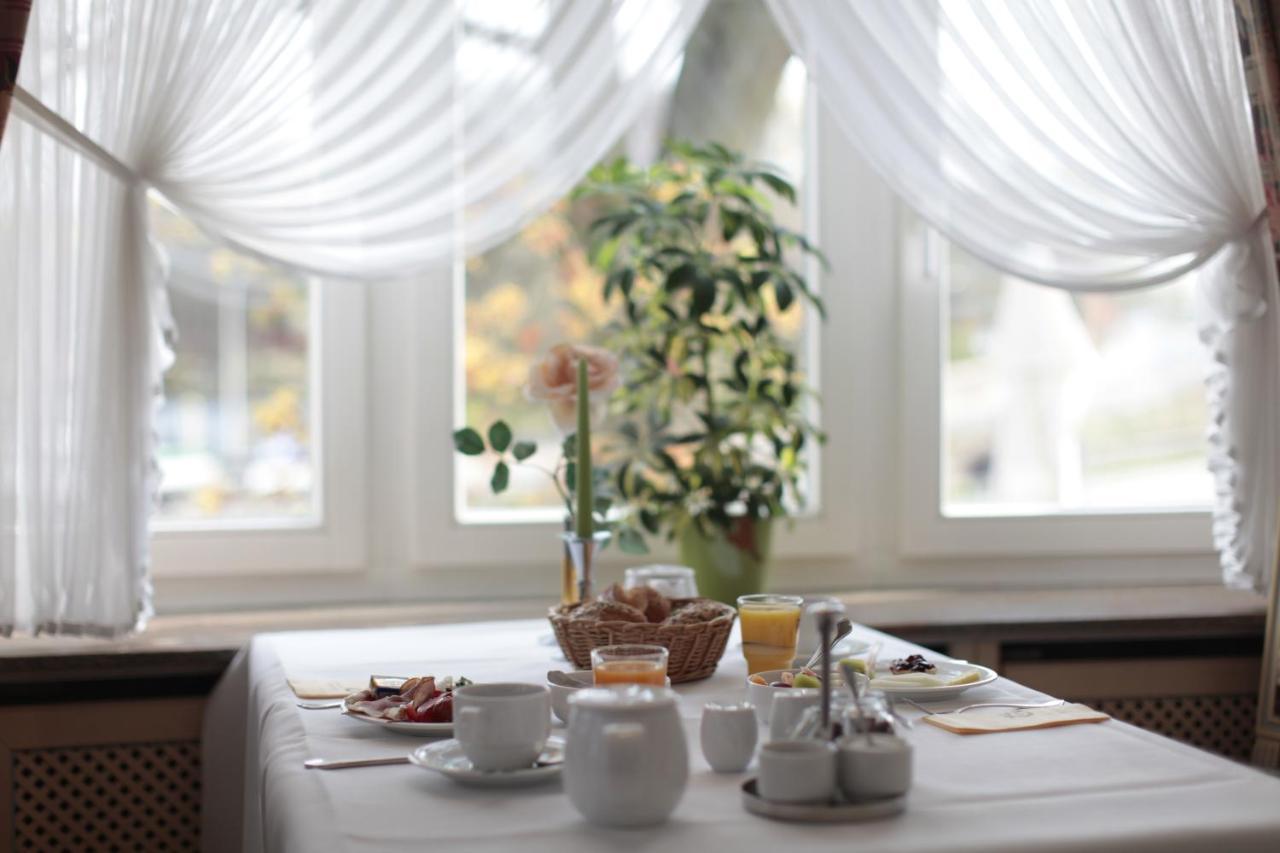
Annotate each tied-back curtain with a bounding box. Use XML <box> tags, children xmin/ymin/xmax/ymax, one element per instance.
<box><xmin>768</xmin><ymin>0</ymin><xmax>1280</xmax><ymax>590</ymax></box>
<box><xmin>1236</xmin><ymin>1</ymin><xmax>1280</xmax><ymax>598</ymax></box>
<box><xmin>0</xmin><ymin>0</ymin><xmax>30</xmax><ymax>146</ymax></box>
<box><xmin>0</xmin><ymin>0</ymin><xmax>707</xmax><ymax>636</ymax></box>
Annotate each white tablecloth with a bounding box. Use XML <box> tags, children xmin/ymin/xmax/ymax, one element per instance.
<box><xmin>202</xmin><ymin>619</ymin><xmax>1280</xmax><ymax>852</ymax></box>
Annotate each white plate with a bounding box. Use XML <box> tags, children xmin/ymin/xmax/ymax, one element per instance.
<box><xmin>867</xmin><ymin>661</ymin><xmax>998</xmax><ymax>700</ymax></box>
<box><xmin>409</xmin><ymin>737</ymin><xmax>564</xmax><ymax>787</ymax></box>
<box><xmin>341</xmin><ymin>699</ymin><xmax>453</xmax><ymax>737</ymax></box>
<box><xmin>741</xmin><ymin>779</ymin><xmax>905</xmax><ymax>823</ymax></box>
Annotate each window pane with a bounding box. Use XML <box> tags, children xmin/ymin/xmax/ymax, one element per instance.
<box><xmin>943</xmin><ymin>243</ymin><xmax>1213</xmax><ymax>514</ymax></box>
<box><xmin>460</xmin><ymin>0</ymin><xmax>809</xmax><ymax>518</ymax></box>
<box><xmin>150</xmin><ymin>200</ymin><xmax>317</xmax><ymax>525</ymax></box>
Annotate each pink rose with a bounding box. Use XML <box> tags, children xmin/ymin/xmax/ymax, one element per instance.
<box><xmin>525</xmin><ymin>343</ymin><xmax>620</xmax><ymax>433</ymax></box>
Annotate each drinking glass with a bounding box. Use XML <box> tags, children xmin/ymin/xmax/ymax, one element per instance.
<box><xmin>737</xmin><ymin>594</ymin><xmax>804</xmax><ymax>675</ymax></box>
<box><xmin>591</xmin><ymin>644</ymin><xmax>669</xmax><ymax>686</ymax></box>
<box><xmin>623</xmin><ymin>565</ymin><xmax>699</xmax><ymax>599</ymax></box>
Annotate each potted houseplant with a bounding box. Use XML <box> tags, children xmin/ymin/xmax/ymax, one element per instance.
<box><xmin>574</xmin><ymin>141</ymin><xmax>825</xmax><ymax>603</ymax></box>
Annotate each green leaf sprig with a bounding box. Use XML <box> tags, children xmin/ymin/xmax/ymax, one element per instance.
<box><xmin>452</xmin><ymin>421</ymin><xmax>648</xmax><ymax>554</ymax></box>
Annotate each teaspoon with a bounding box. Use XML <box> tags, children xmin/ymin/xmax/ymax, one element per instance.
<box><xmin>802</xmin><ymin>617</ymin><xmax>853</xmax><ymax>671</ymax></box>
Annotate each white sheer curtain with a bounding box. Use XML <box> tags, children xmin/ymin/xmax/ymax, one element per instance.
<box><xmin>0</xmin><ymin>0</ymin><xmax>706</xmax><ymax>635</ymax></box>
<box><xmin>769</xmin><ymin>0</ymin><xmax>1279</xmax><ymax>590</ymax></box>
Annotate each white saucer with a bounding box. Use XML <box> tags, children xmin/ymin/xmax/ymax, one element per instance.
<box><xmin>409</xmin><ymin>737</ymin><xmax>565</xmax><ymax>787</ymax></box>
<box><xmin>341</xmin><ymin>699</ymin><xmax>452</xmax><ymax>737</ymax></box>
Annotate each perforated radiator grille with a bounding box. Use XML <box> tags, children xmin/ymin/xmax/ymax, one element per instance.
<box><xmin>11</xmin><ymin>741</ymin><xmax>200</xmax><ymax>852</ymax></box>
<box><xmin>1073</xmin><ymin>694</ymin><xmax>1257</xmax><ymax>761</ymax></box>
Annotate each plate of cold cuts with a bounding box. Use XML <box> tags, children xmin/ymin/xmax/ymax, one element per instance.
<box><xmin>341</xmin><ymin>675</ymin><xmax>471</xmax><ymax>736</ymax></box>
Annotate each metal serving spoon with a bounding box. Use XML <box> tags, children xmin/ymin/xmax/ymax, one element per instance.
<box><xmin>801</xmin><ymin>617</ymin><xmax>853</xmax><ymax>671</ymax></box>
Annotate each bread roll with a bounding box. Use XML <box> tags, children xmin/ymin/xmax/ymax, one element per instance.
<box><xmin>625</xmin><ymin>586</ymin><xmax>672</xmax><ymax>623</ymax></box>
<box><xmin>571</xmin><ymin>599</ymin><xmax>647</xmax><ymax>623</ymax></box>
<box><xmin>664</xmin><ymin>600</ymin><xmax>726</xmax><ymax>624</ymax></box>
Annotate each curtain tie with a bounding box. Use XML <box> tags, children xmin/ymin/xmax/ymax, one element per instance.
<box><xmin>11</xmin><ymin>85</ymin><xmax>143</xmax><ymax>185</ymax></box>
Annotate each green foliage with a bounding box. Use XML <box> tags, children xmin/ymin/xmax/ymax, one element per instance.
<box><xmin>451</xmin><ymin>419</ymin><xmax>648</xmax><ymax>553</ymax></box>
<box><xmin>487</xmin><ymin>421</ymin><xmax>512</xmax><ymax>453</ymax></box>
<box><xmin>574</xmin><ymin>140</ymin><xmax>826</xmax><ymax>542</ymax></box>
<box><xmin>452</xmin><ymin>428</ymin><xmax>485</xmax><ymax>456</ymax></box>
<box><xmin>490</xmin><ymin>461</ymin><xmax>510</xmax><ymax>493</ymax></box>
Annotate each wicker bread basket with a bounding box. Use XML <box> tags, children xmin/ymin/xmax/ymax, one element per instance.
<box><xmin>548</xmin><ymin>597</ymin><xmax>737</xmax><ymax>684</ymax></box>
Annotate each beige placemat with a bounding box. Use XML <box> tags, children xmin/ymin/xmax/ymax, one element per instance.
<box><xmin>287</xmin><ymin>678</ymin><xmax>366</xmax><ymax>700</ymax></box>
<box><xmin>923</xmin><ymin>703</ymin><xmax>1110</xmax><ymax>734</ymax></box>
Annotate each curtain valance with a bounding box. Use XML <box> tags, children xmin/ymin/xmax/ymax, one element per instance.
<box><xmin>12</xmin><ymin>0</ymin><xmax>707</xmax><ymax>280</ymax></box>
<box><xmin>768</xmin><ymin>0</ymin><xmax>1279</xmax><ymax>590</ymax></box>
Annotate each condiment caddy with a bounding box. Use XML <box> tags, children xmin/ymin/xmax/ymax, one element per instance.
<box><xmin>739</xmin><ymin>601</ymin><xmax>913</xmax><ymax>824</ymax></box>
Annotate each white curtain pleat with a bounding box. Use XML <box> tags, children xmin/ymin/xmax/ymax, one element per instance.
<box><xmin>768</xmin><ymin>0</ymin><xmax>1278</xmax><ymax>590</ymax></box>
<box><xmin>1</xmin><ymin>0</ymin><xmax>707</xmax><ymax>635</ymax></box>
<box><xmin>13</xmin><ymin>0</ymin><xmax>708</xmax><ymax>281</ymax></box>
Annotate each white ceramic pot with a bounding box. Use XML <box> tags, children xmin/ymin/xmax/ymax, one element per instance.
<box><xmin>837</xmin><ymin>733</ymin><xmax>912</xmax><ymax>801</ymax></box>
<box><xmin>700</xmin><ymin>701</ymin><xmax>757</xmax><ymax>773</ymax></box>
<box><xmin>757</xmin><ymin>739</ymin><xmax>836</xmax><ymax>804</ymax></box>
<box><xmin>564</xmin><ymin>686</ymin><xmax>689</xmax><ymax>827</ymax></box>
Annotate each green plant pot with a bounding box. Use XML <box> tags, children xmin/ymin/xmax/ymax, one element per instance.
<box><xmin>678</xmin><ymin>516</ymin><xmax>774</xmax><ymax>605</ymax></box>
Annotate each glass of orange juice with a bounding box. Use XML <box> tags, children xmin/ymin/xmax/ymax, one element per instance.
<box><xmin>737</xmin><ymin>594</ymin><xmax>804</xmax><ymax>675</ymax></box>
<box><xmin>591</xmin><ymin>644</ymin><xmax>669</xmax><ymax>686</ymax></box>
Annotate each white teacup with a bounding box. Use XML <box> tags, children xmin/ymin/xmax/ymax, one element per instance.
<box><xmin>757</xmin><ymin>739</ymin><xmax>836</xmax><ymax>803</ymax></box>
<box><xmin>837</xmin><ymin>733</ymin><xmax>912</xmax><ymax>801</ymax></box>
<box><xmin>453</xmin><ymin>683</ymin><xmax>550</xmax><ymax>771</ymax></box>
<box><xmin>768</xmin><ymin>689</ymin><xmax>821</xmax><ymax>742</ymax></box>
<box><xmin>700</xmin><ymin>701</ymin><xmax>757</xmax><ymax>773</ymax></box>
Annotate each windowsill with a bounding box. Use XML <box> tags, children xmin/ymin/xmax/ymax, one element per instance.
<box><xmin>0</xmin><ymin>584</ymin><xmax>1264</xmax><ymax>692</ymax></box>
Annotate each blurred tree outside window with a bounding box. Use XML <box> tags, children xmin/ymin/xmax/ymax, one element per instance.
<box><xmin>943</xmin><ymin>242</ymin><xmax>1213</xmax><ymax>514</ymax></box>
<box><xmin>150</xmin><ymin>198</ymin><xmax>316</xmax><ymax>525</ymax></box>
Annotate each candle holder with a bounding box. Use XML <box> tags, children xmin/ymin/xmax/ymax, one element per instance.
<box><xmin>561</xmin><ymin>530</ymin><xmax>611</xmax><ymax>602</ymax></box>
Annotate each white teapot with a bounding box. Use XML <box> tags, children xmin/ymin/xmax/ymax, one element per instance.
<box><xmin>564</xmin><ymin>685</ymin><xmax>689</xmax><ymax>827</ymax></box>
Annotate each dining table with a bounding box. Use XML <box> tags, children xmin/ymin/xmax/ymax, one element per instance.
<box><xmin>202</xmin><ymin>617</ymin><xmax>1280</xmax><ymax>852</ymax></box>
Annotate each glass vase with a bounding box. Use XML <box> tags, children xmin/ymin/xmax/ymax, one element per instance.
<box><xmin>561</xmin><ymin>530</ymin><xmax>611</xmax><ymax>603</ymax></box>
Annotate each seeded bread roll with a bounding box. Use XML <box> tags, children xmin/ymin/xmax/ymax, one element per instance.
<box><xmin>570</xmin><ymin>599</ymin><xmax>647</xmax><ymax>623</ymax></box>
<box><xmin>625</xmin><ymin>586</ymin><xmax>672</xmax><ymax>624</ymax></box>
<box><xmin>664</xmin><ymin>600</ymin><xmax>726</xmax><ymax>624</ymax></box>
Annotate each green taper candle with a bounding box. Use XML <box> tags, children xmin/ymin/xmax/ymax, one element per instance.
<box><xmin>575</xmin><ymin>356</ymin><xmax>592</xmax><ymax>538</ymax></box>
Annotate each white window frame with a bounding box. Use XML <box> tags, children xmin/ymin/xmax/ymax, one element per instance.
<box><xmin>147</xmin><ymin>81</ymin><xmax>1221</xmax><ymax>610</ymax></box>
<box><xmin>150</xmin><ymin>279</ymin><xmax>368</xmax><ymax>577</ymax></box>
<box><xmin>897</xmin><ymin>212</ymin><xmax>1216</xmax><ymax>559</ymax></box>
